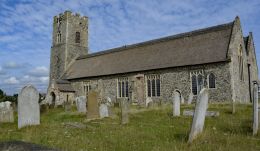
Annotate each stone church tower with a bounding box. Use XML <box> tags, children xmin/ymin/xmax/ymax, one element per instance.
<box><xmin>45</xmin><ymin>11</ymin><xmax>88</xmax><ymax>106</ymax></box>
<box><xmin>49</xmin><ymin>10</ymin><xmax>88</xmax><ymax>82</ymax></box>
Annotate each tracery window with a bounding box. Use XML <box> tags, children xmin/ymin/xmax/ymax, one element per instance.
<box><xmin>147</xmin><ymin>75</ymin><xmax>160</xmax><ymax>97</ymax></box>
<box><xmin>118</xmin><ymin>77</ymin><xmax>129</xmax><ymax>98</ymax></box>
<box><xmin>190</xmin><ymin>71</ymin><xmax>204</xmax><ymax>95</ymax></box>
<box><xmin>83</xmin><ymin>82</ymin><xmax>91</xmax><ymax>95</ymax></box>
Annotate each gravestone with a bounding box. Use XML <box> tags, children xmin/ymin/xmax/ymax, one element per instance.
<box><xmin>181</xmin><ymin>95</ymin><xmax>185</xmax><ymax>104</ymax></box>
<box><xmin>64</xmin><ymin>101</ymin><xmax>71</xmax><ymax>112</ymax></box>
<box><xmin>0</xmin><ymin>101</ymin><xmax>14</xmax><ymax>123</ymax></box>
<box><xmin>99</xmin><ymin>104</ymin><xmax>109</xmax><ymax>118</ymax></box>
<box><xmin>18</xmin><ymin>85</ymin><xmax>40</xmax><ymax>129</ymax></box>
<box><xmin>173</xmin><ymin>91</ymin><xmax>181</xmax><ymax>116</ymax></box>
<box><xmin>145</xmin><ymin>97</ymin><xmax>153</xmax><ymax>107</ymax></box>
<box><xmin>188</xmin><ymin>88</ymin><xmax>209</xmax><ymax>143</ymax></box>
<box><xmin>76</xmin><ymin>96</ymin><xmax>87</xmax><ymax>113</ymax></box>
<box><xmin>253</xmin><ymin>81</ymin><xmax>258</xmax><ymax>135</ymax></box>
<box><xmin>187</xmin><ymin>93</ymin><xmax>193</xmax><ymax>105</ymax></box>
<box><xmin>121</xmin><ymin>98</ymin><xmax>129</xmax><ymax>124</ymax></box>
<box><xmin>87</xmin><ymin>91</ymin><xmax>99</xmax><ymax>119</ymax></box>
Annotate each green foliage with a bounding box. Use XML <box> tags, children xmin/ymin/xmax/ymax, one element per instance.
<box><xmin>0</xmin><ymin>89</ymin><xmax>17</xmax><ymax>104</ymax></box>
<box><xmin>0</xmin><ymin>104</ymin><xmax>259</xmax><ymax>151</ymax></box>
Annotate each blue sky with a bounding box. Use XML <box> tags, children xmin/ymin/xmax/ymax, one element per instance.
<box><xmin>0</xmin><ymin>0</ymin><xmax>259</xmax><ymax>95</ymax></box>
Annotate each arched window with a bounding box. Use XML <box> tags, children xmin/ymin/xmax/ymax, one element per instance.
<box><xmin>147</xmin><ymin>79</ymin><xmax>151</xmax><ymax>97</ymax></box>
<box><xmin>156</xmin><ymin>78</ymin><xmax>160</xmax><ymax>97</ymax></box>
<box><xmin>238</xmin><ymin>45</ymin><xmax>244</xmax><ymax>81</ymax></box>
<box><xmin>197</xmin><ymin>74</ymin><xmax>203</xmax><ymax>94</ymax></box>
<box><xmin>208</xmin><ymin>73</ymin><xmax>216</xmax><ymax>88</ymax></box>
<box><xmin>151</xmin><ymin>79</ymin><xmax>156</xmax><ymax>97</ymax></box>
<box><xmin>147</xmin><ymin>75</ymin><xmax>160</xmax><ymax>97</ymax></box>
<box><xmin>57</xmin><ymin>31</ymin><xmax>61</xmax><ymax>43</ymax></box>
<box><xmin>117</xmin><ymin>77</ymin><xmax>129</xmax><ymax>98</ymax></box>
<box><xmin>75</xmin><ymin>32</ymin><xmax>80</xmax><ymax>43</ymax></box>
<box><xmin>191</xmin><ymin>75</ymin><xmax>197</xmax><ymax>95</ymax></box>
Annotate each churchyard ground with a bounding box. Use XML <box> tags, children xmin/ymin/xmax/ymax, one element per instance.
<box><xmin>0</xmin><ymin>104</ymin><xmax>259</xmax><ymax>151</ymax></box>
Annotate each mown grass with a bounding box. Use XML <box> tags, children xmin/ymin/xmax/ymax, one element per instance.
<box><xmin>0</xmin><ymin>104</ymin><xmax>259</xmax><ymax>151</ymax></box>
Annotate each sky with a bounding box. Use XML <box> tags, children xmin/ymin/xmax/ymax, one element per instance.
<box><xmin>0</xmin><ymin>0</ymin><xmax>259</xmax><ymax>95</ymax></box>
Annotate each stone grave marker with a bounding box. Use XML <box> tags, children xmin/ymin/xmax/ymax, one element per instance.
<box><xmin>145</xmin><ymin>97</ymin><xmax>153</xmax><ymax>107</ymax></box>
<box><xmin>253</xmin><ymin>81</ymin><xmax>258</xmax><ymax>135</ymax></box>
<box><xmin>76</xmin><ymin>96</ymin><xmax>87</xmax><ymax>113</ymax></box>
<box><xmin>181</xmin><ymin>94</ymin><xmax>185</xmax><ymax>104</ymax></box>
<box><xmin>99</xmin><ymin>104</ymin><xmax>109</xmax><ymax>118</ymax></box>
<box><xmin>173</xmin><ymin>90</ymin><xmax>181</xmax><ymax>116</ymax></box>
<box><xmin>87</xmin><ymin>91</ymin><xmax>99</xmax><ymax>119</ymax></box>
<box><xmin>187</xmin><ymin>93</ymin><xmax>193</xmax><ymax>105</ymax></box>
<box><xmin>18</xmin><ymin>85</ymin><xmax>40</xmax><ymax>129</ymax></box>
<box><xmin>121</xmin><ymin>98</ymin><xmax>129</xmax><ymax>124</ymax></box>
<box><xmin>0</xmin><ymin>101</ymin><xmax>14</xmax><ymax>123</ymax></box>
<box><xmin>188</xmin><ymin>88</ymin><xmax>208</xmax><ymax>143</ymax></box>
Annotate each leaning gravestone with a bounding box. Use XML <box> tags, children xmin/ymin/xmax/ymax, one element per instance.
<box><xmin>87</xmin><ymin>91</ymin><xmax>99</xmax><ymax>119</ymax></box>
<box><xmin>121</xmin><ymin>98</ymin><xmax>129</xmax><ymax>124</ymax></box>
<box><xmin>18</xmin><ymin>85</ymin><xmax>40</xmax><ymax>129</ymax></box>
<box><xmin>76</xmin><ymin>96</ymin><xmax>87</xmax><ymax>113</ymax></box>
<box><xmin>99</xmin><ymin>104</ymin><xmax>109</xmax><ymax>118</ymax></box>
<box><xmin>188</xmin><ymin>88</ymin><xmax>208</xmax><ymax>143</ymax></box>
<box><xmin>253</xmin><ymin>81</ymin><xmax>258</xmax><ymax>135</ymax></box>
<box><xmin>187</xmin><ymin>93</ymin><xmax>194</xmax><ymax>105</ymax></box>
<box><xmin>0</xmin><ymin>101</ymin><xmax>14</xmax><ymax>123</ymax></box>
<box><xmin>173</xmin><ymin>91</ymin><xmax>181</xmax><ymax>116</ymax></box>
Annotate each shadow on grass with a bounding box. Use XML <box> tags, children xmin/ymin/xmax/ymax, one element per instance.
<box><xmin>174</xmin><ymin>133</ymin><xmax>188</xmax><ymax>142</ymax></box>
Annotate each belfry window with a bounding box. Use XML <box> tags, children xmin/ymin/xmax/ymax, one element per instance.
<box><xmin>75</xmin><ymin>32</ymin><xmax>80</xmax><ymax>43</ymax></box>
<box><xmin>147</xmin><ymin>75</ymin><xmax>160</xmax><ymax>97</ymax></box>
<box><xmin>118</xmin><ymin>77</ymin><xmax>129</xmax><ymax>98</ymax></box>
<box><xmin>208</xmin><ymin>73</ymin><xmax>216</xmax><ymax>88</ymax></box>
<box><xmin>57</xmin><ymin>31</ymin><xmax>61</xmax><ymax>43</ymax></box>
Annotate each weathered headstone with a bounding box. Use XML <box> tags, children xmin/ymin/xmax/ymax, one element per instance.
<box><xmin>145</xmin><ymin>97</ymin><xmax>153</xmax><ymax>107</ymax></box>
<box><xmin>121</xmin><ymin>98</ymin><xmax>129</xmax><ymax>124</ymax></box>
<box><xmin>187</xmin><ymin>93</ymin><xmax>194</xmax><ymax>105</ymax></box>
<box><xmin>188</xmin><ymin>88</ymin><xmax>209</xmax><ymax>143</ymax></box>
<box><xmin>18</xmin><ymin>85</ymin><xmax>40</xmax><ymax>129</ymax></box>
<box><xmin>173</xmin><ymin>91</ymin><xmax>181</xmax><ymax>116</ymax></box>
<box><xmin>99</xmin><ymin>104</ymin><xmax>109</xmax><ymax>118</ymax></box>
<box><xmin>76</xmin><ymin>96</ymin><xmax>87</xmax><ymax>113</ymax></box>
<box><xmin>87</xmin><ymin>91</ymin><xmax>99</xmax><ymax>119</ymax></box>
<box><xmin>181</xmin><ymin>95</ymin><xmax>185</xmax><ymax>104</ymax></box>
<box><xmin>64</xmin><ymin>100</ymin><xmax>71</xmax><ymax>112</ymax></box>
<box><xmin>253</xmin><ymin>81</ymin><xmax>258</xmax><ymax>135</ymax></box>
<box><xmin>0</xmin><ymin>101</ymin><xmax>14</xmax><ymax>123</ymax></box>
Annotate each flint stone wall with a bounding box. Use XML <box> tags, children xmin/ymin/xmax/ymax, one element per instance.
<box><xmin>70</xmin><ymin>62</ymin><xmax>232</xmax><ymax>103</ymax></box>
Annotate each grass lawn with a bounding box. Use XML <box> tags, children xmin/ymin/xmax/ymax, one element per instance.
<box><xmin>0</xmin><ymin>104</ymin><xmax>259</xmax><ymax>151</ymax></box>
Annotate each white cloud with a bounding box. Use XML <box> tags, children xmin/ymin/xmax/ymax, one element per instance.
<box><xmin>3</xmin><ymin>61</ymin><xmax>23</xmax><ymax>69</ymax></box>
<box><xmin>4</xmin><ymin>76</ymin><xmax>19</xmax><ymax>84</ymax></box>
<box><xmin>28</xmin><ymin>66</ymin><xmax>49</xmax><ymax>76</ymax></box>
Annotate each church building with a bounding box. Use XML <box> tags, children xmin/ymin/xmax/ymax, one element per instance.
<box><xmin>46</xmin><ymin>11</ymin><xmax>258</xmax><ymax>106</ymax></box>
